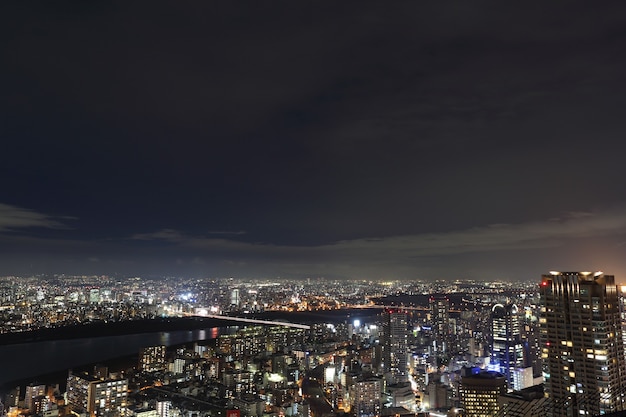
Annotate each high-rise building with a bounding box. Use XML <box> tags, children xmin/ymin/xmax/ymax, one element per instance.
<box><xmin>231</xmin><ymin>289</ymin><xmax>240</xmax><ymax>307</ymax></box>
<box><xmin>620</xmin><ymin>285</ymin><xmax>626</xmax><ymax>362</ymax></box>
<box><xmin>382</xmin><ymin>308</ymin><xmax>408</xmax><ymax>383</ymax></box>
<box><xmin>66</xmin><ymin>371</ymin><xmax>128</xmax><ymax>417</ymax></box>
<box><xmin>430</xmin><ymin>296</ymin><xmax>450</xmax><ymax>357</ymax></box>
<box><xmin>521</xmin><ymin>310</ymin><xmax>543</xmax><ymax>379</ymax></box>
<box><xmin>540</xmin><ymin>271</ymin><xmax>626</xmax><ymax>417</ymax></box>
<box><xmin>139</xmin><ymin>345</ymin><xmax>167</xmax><ymax>372</ymax></box>
<box><xmin>350</xmin><ymin>376</ymin><xmax>382</xmax><ymax>417</ymax></box>
<box><xmin>491</xmin><ymin>303</ymin><xmax>526</xmax><ymax>390</ymax></box>
<box><xmin>460</xmin><ymin>369</ymin><xmax>506</xmax><ymax>417</ymax></box>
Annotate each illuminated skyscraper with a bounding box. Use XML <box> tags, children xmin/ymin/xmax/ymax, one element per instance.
<box><xmin>382</xmin><ymin>308</ymin><xmax>408</xmax><ymax>383</ymax></box>
<box><xmin>430</xmin><ymin>295</ymin><xmax>450</xmax><ymax>357</ymax></box>
<box><xmin>540</xmin><ymin>271</ymin><xmax>626</xmax><ymax>417</ymax></box>
<box><xmin>491</xmin><ymin>303</ymin><xmax>525</xmax><ymax>391</ymax></box>
<box><xmin>620</xmin><ymin>285</ymin><xmax>626</xmax><ymax>361</ymax></box>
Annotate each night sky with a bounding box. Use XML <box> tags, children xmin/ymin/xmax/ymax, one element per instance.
<box><xmin>3</xmin><ymin>2</ymin><xmax>626</xmax><ymax>281</ymax></box>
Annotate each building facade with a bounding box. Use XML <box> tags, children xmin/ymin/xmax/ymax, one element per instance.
<box><xmin>491</xmin><ymin>303</ymin><xmax>526</xmax><ymax>391</ymax></box>
<box><xmin>430</xmin><ymin>296</ymin><xmax>450</xmax><ymax>357</ymax></box>
<box><xmin>66</xmin><ymin>371</ymin><xmax>128</xmax><ymax>417</ymax></box>
<box><xmin>24</xmin><ymin>383</ymin><xmax>46</xmax><ymax>412</ymax></box>
<box><xmin>382</xmin><ymin>308</ymin><xmax>408</xmax><ymax>384</ymax></box>
<box><xmin>497</xmin><ymin>386</ymin><xmax>549</xmax><ymax>417</ymax></box>
<box><xmin>139</xmin><ymin>345</ymin><xmax>167</xmax><ymax>372</ymax></box>
<box><xmin>460</xmin><ymin>370</ymin><xmax>506</xmax><ymax>417</ymax></box>
<box><xmin>540</xmin><ymin>271</ymin><xmax>626</xmax><ymax>417</ymax></box>
<box><xmin>350</xmin><ymin>377</ymin><xmax>382</xmax><ymax>417</ymax></box>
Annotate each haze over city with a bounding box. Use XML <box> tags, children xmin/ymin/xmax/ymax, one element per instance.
<box><xmin>3</xmin><ymin>2</ymin><xmax>626</xmax><ymax>280</ymax></box>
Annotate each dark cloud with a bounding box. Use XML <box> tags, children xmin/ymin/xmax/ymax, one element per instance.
<box><xmin>2</xmin><ymin>2</ymin><xmax>626</xmax><ymax>279</ymax></box>
<box><xmin>0</xmin><ymin>203</ymin><xmax>71</xmax><ymax>232</ymax></box>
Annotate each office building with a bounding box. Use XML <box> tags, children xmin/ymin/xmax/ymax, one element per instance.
<box><xmin>510</xmin><ymin>367</ymin><xmax>534</xmax><ymax>392</ymax></box>
<box><xmin>540</xmin><ymin>271</ymin><xmax>626</xmax><ymax>417</ymax></box>
<box><xmin>620</xmin><ymin>285</ymin><xmax>626</xmax><ymax>361</ymax></box>
<box><xmin>430</xmin><ymin>296</ymin><xmax>450</xmax><ymax>357</ymax></box>
<box><xmin>460</xmin><ymin>369</ymin><xmax>506</xmax><ymax>417</ymax></box>
<box><xmin>382</xmin><ymin>308</ymin><xmax>408</xmax><ymax>383</ymax></box>
<box><xmin>491</xmin><ymin>303</ymin><xmax>525</xmax><ymax>390</ymax></box>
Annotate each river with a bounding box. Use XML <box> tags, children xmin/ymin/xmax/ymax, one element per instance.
<box><xmin>0</xmin><ymin>327</ymin><xmax>236</xmax><ymax>390</ymax></box>
<box><xmin>0</xmin><ymin>308</ymin><xmax>383</xmax><ymax>392</ymax></box>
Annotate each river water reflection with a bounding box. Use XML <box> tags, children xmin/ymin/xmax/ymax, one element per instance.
<box><xmin>0</xmin><ymin>308</ymin><xmax>382</xmax><ymax>390</ymax></box>
<box><xmin>0</xmin><ymin>327</ymin><xmax>236</xmax><ymax>388</ymax></box>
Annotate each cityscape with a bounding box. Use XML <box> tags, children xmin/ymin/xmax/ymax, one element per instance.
<box><xmin>4</xmin><ymin>2</ymin><xmax>626</xmax><ymax>417</ymax></box>
<box><xmin>0</xmin><ymin>273</ymin><xmax>625</xmax><ymax>417</ymax></box>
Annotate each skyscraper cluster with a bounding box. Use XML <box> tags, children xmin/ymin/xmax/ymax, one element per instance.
<box><xmin>5</xmin><ymin>271</ymin><xmax>626</xmax><ymax>417</ymax></box>
<box><xmin>375</xmin><ymin>271</ymin><xmax>626</xmax><ymax>417</ymax></box>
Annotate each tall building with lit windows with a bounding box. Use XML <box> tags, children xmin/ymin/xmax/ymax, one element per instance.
<box><xmin>430</xmin><ymin>295</ymin><xmax>450</xmax><ymax>357</ymax></box>
<box><xmin>350</xmin><ymin>376</ymin><xmax>382</xmax><ymax>417</ymax></box>
<box><xmin>66</xmin><ymin>370</ymin><xmax>128</xmax><ymax>417</ymax></box>
<box><xmin>382</xmin><ymin>308</ymin><xmax>408</xmax><ymax>384</ymax></box>
<box><xmin>491</xmin><ymin>303</ymin><xmax>526</xmax><ymax>390</ymax></box>
<box><xmin>139</xmin><ymin>345</ymin><xmax>166</xmax><ymax>372</ymax></box>
<box><xmin>620</xmin><ymin>285</ymin><xmax>626</xmax><ymax>361</ymax></box>
<box><xmin>540</xmin><ymin>271</ymin><xmax>626</xmax><ymax>417</ymax></box>
<box><xmin>460</xmin><ymin>369</ymin><xmax>506</xmax><ymax>417</ymax></box>
<box><xmin>156</xmin><ymin>400</ymin><xmax>172</xmax><ymax>417</ymax></box>
<box><xmin>24</xmin><ymin>383</ymin><xmax>46</xmax><ymax>412</ymax></box>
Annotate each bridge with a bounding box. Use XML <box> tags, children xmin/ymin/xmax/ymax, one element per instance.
<box><xmin>185</xmin><ymin>312</ymin><xmax>311</xmax><ymax>330</ymax></box>
<box><xmin>351</xmin><ymin>304</ymin><xmax>462</xmax><ymax>313</ymax></box>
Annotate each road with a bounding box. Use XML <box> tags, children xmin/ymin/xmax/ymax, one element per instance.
<box><xmin>301</xmin><ymin>376</ymin><xmax>334</xmax><ymax>417</ymax></box>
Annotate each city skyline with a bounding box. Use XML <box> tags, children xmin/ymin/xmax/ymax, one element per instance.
<box><xmin>3</xmin><ymin>3</ymin><xmax>626</xmax><ymax>280</ymax></box>
<box><xmin>2</xmin><ymin>271</ymin><xmax>626</xmax><ymax>416</ymax></box>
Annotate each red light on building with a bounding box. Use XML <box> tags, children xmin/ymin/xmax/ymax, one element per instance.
<box><xmin>541</xmin><ymin>280</ymin><xmax>550</xmax><ymax>287</ymax></box>
<box><xmin>227</xmin><ymin>410</ymin><xmax>240</xmax><ymax>417</ymax></box>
